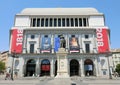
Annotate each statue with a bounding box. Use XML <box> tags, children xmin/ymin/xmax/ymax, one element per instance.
<box><xmin>60</xmin><ymin>35</ymin><xmax>66</xmax><ymax>48</ymax></box>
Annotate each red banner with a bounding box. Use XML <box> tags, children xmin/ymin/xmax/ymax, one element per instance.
<box><xmin>41</xmin><ymin>65</ymin><xmax>50</xmax><ymax>71</ymax></box>
<box><xmin>11</xmin><ymin>29</ymin><xmax>23</xmax><ymax>53</ymax></box>
<box><xmin>96</xmin><ymin>28</ymin><xmax>110</xmax><ymax>53</ymax></box>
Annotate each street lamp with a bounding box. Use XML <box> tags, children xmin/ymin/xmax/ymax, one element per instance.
<box><xmin>106</xmin><ymin>50</ymin><xmax>112</xmax><ymax>79</ymax></box>
<box><xmin>11</xmin><ymin>50</ymin><xmax>18</xmax><ymax>80</ymax></box>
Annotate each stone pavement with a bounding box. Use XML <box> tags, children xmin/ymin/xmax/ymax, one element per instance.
<box><xmin>0</xmin><ymin>75</ymin><xmax>120</xmax><ymax>85</ymax></box>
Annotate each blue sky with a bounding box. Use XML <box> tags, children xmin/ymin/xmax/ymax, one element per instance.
<box><xmin>0</xmin><ymin>0</ymin><xmax>120</xmax><ymax>52</ymax></box>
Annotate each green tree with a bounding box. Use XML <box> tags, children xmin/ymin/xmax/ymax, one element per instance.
<box><xmin>115</xmin><ymin>64</ymin><xmax>120</xmax><ymax>74</ymax></box>
<box><xmin>0</xmin><ymin>61</ymin><xmax>5</xmax><ymax>71</ymax></box>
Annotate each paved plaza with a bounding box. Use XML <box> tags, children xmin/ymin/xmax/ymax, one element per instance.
<box><xmin>0</xmin><ymin>75</ymin><xmax>120</xmax><ymax>85</ymax></box>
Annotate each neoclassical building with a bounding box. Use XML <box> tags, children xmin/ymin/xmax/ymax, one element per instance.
<box><xmin>8</xmin><ymin>8</ymin><xmax>113</xmax><ymax>78</ymax></box>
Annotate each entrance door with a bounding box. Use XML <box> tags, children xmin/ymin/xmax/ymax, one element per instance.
<box><xmin>26</xmin><ymin>59</ymin><xmax>36</xmax><ymax>76</ymax></box>
<box><xmin>70</xmin><ymin>59</ymin><xmax>79</xmax><ymax>76</ymax></box>
<box><xmin>84</xmin><ymin>59</ymin><xmax>94</xmax><ymax>76</ymax></box>
<box><xmin>41</xmin><ymin>59</ymin><xmax>50</xmax><ymax>76</ymax></box>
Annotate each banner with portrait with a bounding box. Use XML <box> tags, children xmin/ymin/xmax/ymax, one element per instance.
<box><xmin>69</xmin><ymin>37</ymin><xmax>80</xmax><ymax>53</ymax></box>
<box><xmin>41</xmin><ymin>37</ymin><xmax>51</xmax><ymax>53</ymax></box>
<box><xmin>54</xmin><ymin>37</ymin><xmax>60</xmax><ymax>52</ymax></box>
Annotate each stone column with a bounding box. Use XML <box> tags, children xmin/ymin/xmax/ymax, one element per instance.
<box><xmin>94</xmin><ymin>57</ymin><xmax>99</xmax><ymax>76</ymax></box>
<box><xmin>78</xmin><ymin>59</ymin><xmax>81</xmax><ymax>76</ymax></box>
<box><xmin>50</xmin><ymin>58</ymin><xmax>55</xmax><ymax>77</ymax></box>
<box><xmin>80</xmin><ymin>58</ymin><xmax>85</xmax><ymax>77</ymax></box>
<box><xmin>36</xmin><ymin>58</ymin><xmax>40</xmax><ymax>77</ymax></box>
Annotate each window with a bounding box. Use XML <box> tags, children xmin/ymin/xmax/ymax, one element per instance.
<box><xmin>54</xmin><ymin>18</ymin><xmax>57</xmax><ymax>27</ymax></box>
<box><xmin>79</xmin><ymin>18</ymin><xmax>82</xmax><ymax>26</ymax></box>
<box><xmin>50</xmin><ymin>18</ymin><xmax>53</xmax><ymax>27</ymax></box>
<box><xmin>71</xmin><ymin>35</ymin><xmax>75</xmax><ymax>37</ymax></box>
<box><xmin>41</xmin><ymin>18</ymin><xmax>44</xmax><ymax>27</ymax></box>
<box><xmin>30</xmin><ymin>44</ymin><xmax>34</xmax><ymax>53</ymax></box>
<box><xmin>45</xmin><ymin>18</ymin><xmax>48</xmax><ymax>27</ymax></box>
<box><xmin>37</xmin><ymin>18</ymin><xmax>40</xmax><ymax>27</ymax></box>
<box><xmin>83</xmin><ymin>18</ymin><xmax>86</xmax><ymax>26</ymax></box>
<box><xmin>58</xmin><ymin>18</ymin><xmax>61</xmax><ymax>27</ymax></box>
<box><xmin>62</xmin><ymin>18</ymin><xmax>65</xmax><ymax>27</ymax></box>
<box><xmin>85</xmin><ymin>43</ymin><xmax>90</xmax><ymax>53</ymax></box>
<box><xmin>75</xmin><ymin>18</ymin><xmax>78</xmax><ymax>27</ymax></box>
<box><xmin>33</xmin><ymin>18</ymin><xmax>36</xmax><ymax>27</ymax></box>
<box><xmin>44</xmin><ymin>35</ymin><xmax>48</xmax><ymax>38</ymax></box>
<box><xmin>71</xmin><ymin>18</ymin><xmax>74</xmax><ymax>27</ymax></box>
<box><xmin>66</xmin><ymin>18</ymin><xmax>69</xmax><ymax>27</ymax></box>
<box><xmin>31</xmin><ymin>35</ymin><xmax>35</xmax><ymax>39</ymax></box>
<box><xmin>85</xmin><ymin>35</ymin><xmax>89</xmax><ymax>39</ymax></box>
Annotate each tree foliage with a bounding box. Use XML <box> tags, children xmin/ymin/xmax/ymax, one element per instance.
<box><xmin>0</xmin><ymin>61</ymin><xmax>5</xmax><ymax>71</ymax></box>
<box><xmin>115</xmin><ymin>64</ymin><xmax>120</xmax><ymax>73</ymax></box>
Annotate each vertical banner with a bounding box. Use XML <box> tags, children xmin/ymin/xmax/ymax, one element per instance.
<box><xmin>11</xmin><ymin>29</ymin><xmax>23</xmax><ymax>53</ymax></box>
<box><xmin>69</xmin><ymin>37</ymin><xmax>79</xmax><ymax>53</ymax></box>
<box><xmin>54</xmin><ymin>37</ymin><xmax>60</xmax><ymax>52</ymax></box>
<box><xmin>41</xmin><ymin>37</ymin><xmax>51</xmax><ymax>53</ymax></box>
<box><xmin>96</xmin><ymin>28</ymin><xmax>110</xmax><ymax>53</ymax></box>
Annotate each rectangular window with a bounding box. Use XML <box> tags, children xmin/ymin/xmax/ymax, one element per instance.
<box><xmin>75</xmin><ymin>18</ymin><xmax>78</xmax><ymax>27</ymax></box>
<box><xmin>37</xmin><ymin>18</ymin><xmax>40</xmax><ymax>27</ymax></box>
<box><xmin>79</xmin><ymin>18</ymin><xmax>82</xmax><ymax>26</ymax></box>
<box><xmin>44</xmin><ymin>35</ymin><xmax>48</xmax><ymax>37</ymax></box>
<box><xmin>58</xmin><ymin>18</ymin><xmax>61</xmax><ymax>27</ymax></box>
<box><xmin>30</xmin><ymin>44</ymin><xmax>34</xmax><ymax>53</ymax></box>
<box><xmin>71</xmin><ymin>35</ymin><xmax>75</xmax><ymax>37</ymax></box>
<box><xmin>66</xmin><ymin>18</ymin><xmax>69</xmax><ymax>27</ymax></box>
<box><xmin>85</xmin><ymin>35</ymin><xmax>89</xmax><ymax>39</ymax></box>
<box><xmin>31</xmin><ymin>35</ymin><xmax>35</xmax><ymax>39</ymax></box>
<box><xmin>71</xmin><ymin>18</ymin><xmax>74</xmax><ymax>27</ymax></box>
<box><xmin>41</xmin><ymin>18</ymin><xmax>44</xmax><ymax>27</ymax></box>
<box><xmin>54</xmin><ymin>18</ymin><xmax>57</xmax><ymax>27</ymax></box>
<box><xmin>83</xmin><ymin>18</ymin><xmax>86</xmax><ymax>26</ymax></box>
<box><xmin>45</xmin><ymin>18</ymin><xmax>48</xmax><ymax>27</ymax></box>
<box><xmin>62</xmin><ymin>18</ymin><xmax>65</xmax><ymax>27</ymax></box>
<box><xmin>33</xmin><ymin>18</ymin><xmax>36</xmax><ymax>27</ymax></box>
<box><xmin>50</xmin><ymin>18</ymin><xmax>53</xmax><ymax>27</ymax></box>
<box><xmin>85</xmin><ymin>43</ymin><xmax>90</xmax><ymax>53</ymax></box>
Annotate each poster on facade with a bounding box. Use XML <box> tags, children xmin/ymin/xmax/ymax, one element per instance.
<box><xmin>69</xmin><ymin>37</ymin><xmax>80</xmax><ymax>53</ymax></box>
<box><xmin>54</xmin><ymin>37</ymin><xmax>60</xmax><ymax>52</ymax></box>
<box><xmin>96</xmin><ymin>28</ymin><xmax>110</xmax><ymax>53</ymax></box>
<box><xmin>41</xmin><ymin>65</ymin><xmax>50</xmax><ymax>71</ymax></box>
<box><xmin>41</xmin><ymin>37</ymin><xmax>51</xmax><ymax>53</ymax></box>
<box><xmin>11</xmin><ymin>29</ymin><xmax>23</xmax><ymax>54</ymax></box>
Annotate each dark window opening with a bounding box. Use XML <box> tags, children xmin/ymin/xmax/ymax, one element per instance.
<box><xmin>54</xmin><ymin>18</ymin><xmax>57</xmax><ymax>27</ymax></box>
<box><xmin>71</xmin><ymin>18</ymin><xmax>74</xmax><ymax>27</ymax></box>
<box><xmin>37</xmin><ymin>18</ymin><xmax>40</xmax><ymax>27</ymax></box>
<box><xmin>85</xmin><ymin>35</ymin><xmax>89</xmax><ymax>39</ymax></box>
<box><xmin>50</xmin><ymin>18</ymin><xmax>53</xmax><ymax>27</ymax></box>
<box><xmin>79</xmin><ymin>18</ymin><xmax>82</xmax><ymax>26</ymax></box>
<box><xmin>58</xmin><ymin>18</ymin><xmax>61</xmax><ymax>27</ymax></box>
<box><xmin>45</xmin><ymin>18</ymin><xmax>48</xmax><ymax>27</ymax></box>
<box><xmin>33</xmin><ymin>18</ymin><xmax>36</xmax><ymax>27</ymax></box>
<box><xmin>62</xmin><ymin>18</ymin><xmax>65</xmax><ymax>27</ymax></box>
<box><xmin>30</xmin><ymin>44</ymin><xmax>34</xmax><ymax>53</ymax></box>
<box><xmin>66</xmin><ymin>18</ymin><xmax>69</xmax><ymax>27</ymax></box>
<box><xmin>31</xmin><ymin>35</ymin><xmax>35</xmax><ymax>39</ymax></box>
<box><xmin>75</xmin><ymin>18</ymin><xmax>78</xmax><ymax>27</ymax></box>
<box><xmin>85</xmin><ymin>44</ymin><xmax>90</xmax><ymax>53</ymax></box>
<box><xmin>83</xmin><ymin>18</ymin><xmax>86</xmax><ymax>26</ymax></box>
<box><xmin>41</xmin><ymin>18</ymin><xmax>44</xmax><ymax>27</ymax></box>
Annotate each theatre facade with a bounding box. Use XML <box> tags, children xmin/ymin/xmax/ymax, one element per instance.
<box><xmin>8</xmin><ymin>8</ymin><xmax>113</xmax><ymax>78</ymax></box>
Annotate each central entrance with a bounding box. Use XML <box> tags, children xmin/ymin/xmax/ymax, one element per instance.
<box><xmin>40</xmin><ymin>59</ymin><xmax>50</xmax><ymax>76</ymax></box>
<box><xmin>70</xmin><ymin>59</ymin><xmax>79</xmax><ymax>76</ymax></box>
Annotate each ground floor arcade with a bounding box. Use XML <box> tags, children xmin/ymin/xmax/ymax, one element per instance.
<box><xmin>8</xmin><ymin>54</ymin><xmax>112</xmax><ymax>78</ymax></box>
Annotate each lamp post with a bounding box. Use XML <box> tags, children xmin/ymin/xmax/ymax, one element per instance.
<box><xmin>11</xmin><ymin>50</ymin><xmax>18</xmax><ymax>80</ymax></box>
<box><xmin>106</xmin><ymin>50</ymin><xmax>112</xmax><ymax>79</ymax></box>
